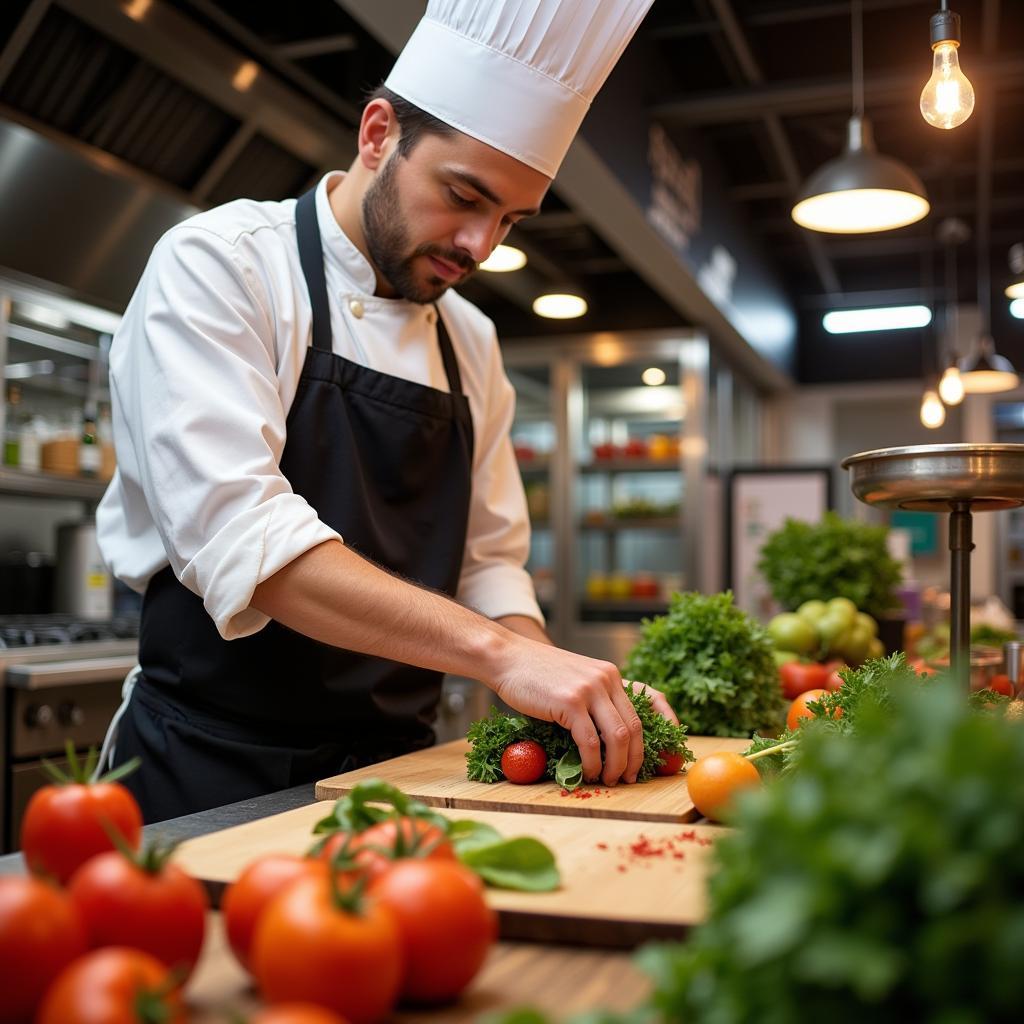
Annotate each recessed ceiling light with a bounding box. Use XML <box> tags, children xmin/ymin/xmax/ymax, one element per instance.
<box><xmin>1010</xmin><ymin>298</ymin><xmax>1024</xmax><ymax>319</ymax></box>
<box><xmin>533</xmin><ymin>292</ymin><xmax>587</xmax><ymax>319</ymax></box>
<box><xmin>480</xmin><ymin>245</ymin><xmax>527</xmax><ymax>273</ymax></box>
<box><xmin>641</xmin><ymin>367</ymin><xmax>667</xmax><ymax>386</ymax></box>
<box><xmin>822</xmin><ymin>305</ymin><xmax>933</xmax><ymax>334</ymax></box>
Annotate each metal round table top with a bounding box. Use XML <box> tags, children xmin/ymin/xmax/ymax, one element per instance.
<box><xmin>841</xmin><ymin>443</ymin><xmax>1024</xmax><ymax>511</ymax></box>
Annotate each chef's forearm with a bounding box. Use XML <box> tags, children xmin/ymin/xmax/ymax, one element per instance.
<box><xmin>251</xmin><ymin>539</ymin><xmax>511</xmax><ymax>681</ymax></box>
<box><xmin>496</xmin><ymin>614</ymin><xmax>551</xmax><ymax>645</ymax></box>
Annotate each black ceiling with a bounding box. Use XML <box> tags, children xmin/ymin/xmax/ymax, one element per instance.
<box><xmin>2</xmin><ymin>0</ymin><xmax>1023</xmax><ymax>386</ymax></box>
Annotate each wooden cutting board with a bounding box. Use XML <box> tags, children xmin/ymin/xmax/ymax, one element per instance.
<box><xmin>314</xmin><ymin>735</ymin><xmax>752</xmax><ymax>823</ymax></box>
<box><xmin>174</xmin><ymin>802</ymin><xmax>726</xmax><ymax>948</ymax></box>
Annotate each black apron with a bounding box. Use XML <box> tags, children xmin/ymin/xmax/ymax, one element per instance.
<box><xmin>113</xmin><ymin>188</ymin><xmax>475</xmax><ymax>822</ymax></box>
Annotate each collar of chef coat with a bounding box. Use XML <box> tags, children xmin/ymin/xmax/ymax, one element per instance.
<box><xmin>315</xmin><ymin>171</ymin><xmax>380</xmax><ymax>297</ymax></box>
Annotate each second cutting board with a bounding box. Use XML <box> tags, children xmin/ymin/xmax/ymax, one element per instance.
<box><xmin>315</xmin><ymin>736</ymin><xmax>752</xmax><ymax>824</ymax></box>
<box><xmin>174</xmin><ymin>802</ymin><xmax>724</xmax><ymax>948</ymax></box>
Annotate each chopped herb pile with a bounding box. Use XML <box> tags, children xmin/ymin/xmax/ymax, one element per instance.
<box><xmin>465</xmin><ymin>683</ymin><xmax>692</xmax><ymax>789</ymax></box>
<box><xmin>622</xmin><ymin>591</ymin><xmax>785</xmax><ymax>737</ymax></box>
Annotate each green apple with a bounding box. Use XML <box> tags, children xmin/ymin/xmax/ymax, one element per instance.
<box><xmin>856</xmin><ymin>612</ymin><xmax>878</xmax><ymax>637</ymax></box>
<box><xmin>818</xmin><ymin>609</ymin><xmax>854</xmax><ymax>647</ymax></box>
<box><xmin>796</xmin><ymin>599</ymin><xmax>828</xmax><ymax>623</ymax></box>
<box><xmin>773</xmin><ymin>649</ymin><xmax>801</xmax><ymax>668</ymax></box>
<box><xmin>838</xmin><ymin>624</ymin><xmax>873</xmax><ymax>665</ymax></box>
<box><xmin>768</xmin><ymin>613</ymin><xmax>818</xmax><ymax>656</ymax></box>
<box><xmin>868</xmin><ymin>637</ymin><xmax>885</xmax><ymax>659</ymax></box>
<box><xmin>827</xmin><ymin>597</ymin><xmax>859</xmax><ymax>620</ymax></box>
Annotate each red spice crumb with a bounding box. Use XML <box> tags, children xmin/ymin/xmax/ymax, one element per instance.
<box><xmin>596</xmin><ymin>842</ymin><xmax>608</xmax><ymax>850</ymax></box>
<box><xmin>559</xmin><ymin>789</ymin><xmax>570</xmax><ymax>797</ymax></box>
<box><xmin>673</xmin><ymin>852</ymin><xmax>685</xmax><ymax>860</ymax></box>
<box><xmin>616</xmin><ymin>864</ymin><xmax>628</xmax><ymax>873</ymax></box>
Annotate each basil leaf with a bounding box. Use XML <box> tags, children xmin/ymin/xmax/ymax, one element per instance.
<box><xmin>312</xmin><ymin>779</ymin><xmax>449</xmax><ymax>835</ymax></box>
<box><xmin>459</xmin><ymin>837</ymin><xmax>560</xmax><ymax>892</ymax></box>
<box><xmin>449</xmin><ymin>819</ymin><xmax>503</xmax><ymax>854</ymax></box>
<box><xmin>554</xmin><ymin>747</ymin><xmax>583</xmax><ymax>790</ymax></box>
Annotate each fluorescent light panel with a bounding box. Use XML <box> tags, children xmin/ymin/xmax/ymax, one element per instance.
<box><xmin>1010</xmin><ymin>298</ymin><xmax>1024</xmax><ymax>320</ymax></box>
<box><xmin>823</xmin><ymin>304</ymin><xmax>933</xmax><ymax>334</ymax></box>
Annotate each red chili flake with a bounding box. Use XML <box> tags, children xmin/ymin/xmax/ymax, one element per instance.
<box><xmin>596</xmin><ymin>842</ymin><xmax>608</xmax><ymax>850</ymax></box>
<box><xmin>616</xmin><ymin>864</ymin><xmax>628</xmax><ymax>873</ymax></box>
<box><xmin>559</xmin><ymin>789</ymin><xmax>570</xmax><ymax>797</ymax></box>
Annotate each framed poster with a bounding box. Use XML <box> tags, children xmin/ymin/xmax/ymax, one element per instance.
<box><xmin>726</xmin><ymin>466</ymin><xmax>833</xmax><ymax>617</ymax></box>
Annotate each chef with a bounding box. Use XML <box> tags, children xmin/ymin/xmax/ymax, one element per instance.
<box><xmin>97</xmin><ymin>0</ymin><xmax>673</xmax><ymax>822</ymax></box>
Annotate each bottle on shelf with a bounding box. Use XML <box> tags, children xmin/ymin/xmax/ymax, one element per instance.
<box><xmin>78</xmin><ymin>403</ymin><xmax>101</xmax><ymax>478</ymax></box>
<box><xmin>3</xmin><ymin>385</ymin><xmax>22</xmax><ymax>467</ymax></box>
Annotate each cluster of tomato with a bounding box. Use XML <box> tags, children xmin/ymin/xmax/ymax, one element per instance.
<box><xmin>0</xmin><ymin>760</ymin><xmax>496</xmax><ymax>1024</ymax></box>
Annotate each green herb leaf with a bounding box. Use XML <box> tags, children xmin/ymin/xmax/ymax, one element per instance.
<box><xmin>554</xmin><ymin>748</ymin><xmax>583</xmax><ymax>790</ymax></box>
<box><xmin>458</xmin><ymin>836</ymin><xmax>560</xmax><ymax>892</ymax></box>
<box><xmin>312</xmin><ymin>779</ymin><xmax>449</xmax><ymax>835</ymax></box>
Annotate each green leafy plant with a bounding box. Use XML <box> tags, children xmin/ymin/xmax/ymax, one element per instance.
<box><xmin>465</xmin><ymin>684</ymin><xmax>692</xmax><ymax>787</ymax></box>
<box><xmin>622</xmin><ymin>591</ymin><xmax>784</xmax><ymax>737</ymax></box>
<box><xmin>639</xmin><ymin>677</ymin><xmax>1024</xmax><ymax>1022</ymax></box>
<box><xmin>757</xmin><ymin>511</ymin><xmax>902</xmax><ymax>617</ymax></box>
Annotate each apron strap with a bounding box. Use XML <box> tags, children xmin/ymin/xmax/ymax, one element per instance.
<box><xmin>435</xmin><ymin>308</ymin><xmax>464</xmax><ymax>396</ymax></box>
<box><xmin>295</xmin><ymin>184</ymin><xmax>466</xmax><ymax>397</ymax></box>
<box><xmin>295</xmin><ymin>188</ymin><xmax>332</xmax><ymax>353</ymax></box>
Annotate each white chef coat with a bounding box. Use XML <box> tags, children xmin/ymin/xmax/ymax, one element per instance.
<box><xmin>97</xmin><ymin>172</ymin><xmax>543</xmax><ymax>641</ymax></box>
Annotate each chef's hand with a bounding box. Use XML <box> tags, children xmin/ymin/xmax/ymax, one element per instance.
<box><xmin>486</xmin><ymin>635</ymin><xmax>675</xmax><ymax>786</ymax></box>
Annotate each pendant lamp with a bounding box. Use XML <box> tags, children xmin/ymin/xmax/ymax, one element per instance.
<box><xmin>791</xmin><ymin>0</ymin><xmax>929</xmax><ymax>234</ymax></box>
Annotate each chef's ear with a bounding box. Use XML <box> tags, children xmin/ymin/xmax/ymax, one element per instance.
<box><xmin>358</xmin><ymin>99</ymin><xmax>399</xmax><ymax>171</ymax></box>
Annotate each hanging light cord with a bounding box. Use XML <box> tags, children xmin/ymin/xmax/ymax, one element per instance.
<box><xmin>851</xmin><ymin>0</ymin><xmax>864</xmax><ymax>117</ymax></box>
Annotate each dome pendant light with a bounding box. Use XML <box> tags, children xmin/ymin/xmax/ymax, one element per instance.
<box><xmin>791</xmin><ymin>0</ymin><xmax>929</xmax><ymax>234</ymax></box>
<box><xmin>959</xmin><ymin>337</ymin><xmax>1019</xmax><ymax>394</ymax></box>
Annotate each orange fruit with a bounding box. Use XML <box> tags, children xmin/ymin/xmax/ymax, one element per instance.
<box><xmin>786</xmin><ymin>688</ymin><xmax>839</xmax><ymax>731</ymax></box>
<box><xmin>686</xmin><ymin>752</ymin><xmax>760</xmax><ymax>822</ymax></box>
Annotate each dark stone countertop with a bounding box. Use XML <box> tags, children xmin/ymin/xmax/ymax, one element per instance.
<box><xmin>0</xmin><ymin>783</ymin><xmax>316</xmax><ymax>876</ymax></box>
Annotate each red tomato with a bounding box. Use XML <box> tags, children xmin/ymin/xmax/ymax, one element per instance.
<box><xmin>352</xmin><ymin>818</ymin><xmax>455</xmax><ymax>880</ymax></box>
<box><xmin>223</xmin><ymin>855</ymin><xmax>327</xmax><ymax>972</ymax></box>
<box><xmin>251</xmin><ymin>873</ymin><xmax>403</xmax><ymax>1024</ymax></box>
<box><xmin>36</xmin><ymin>947</ymin><xmax>185</xmax><ymax>1024</ymax></box>
<box><xmin>0</xmin><ymin>876</ymin><xmax>88</xmax><ymax>1024</ymax></box>
<box><xmin>369</xmin><ymin>859</ymin><xmax>496</xmax><ymax>1004</ymax></box>
<box><xmin>824</xmin><ymin>668</ymin><xmax>845</xmax><ymax>692</ymax></box>
<box><xmin>67</xmin><ymin>848</ymin><xmax>208</xmax><ymax>977</ymax></box>
<box><xmin>908</xmin><ymin>657</ymin><xmax>937</xmax><ymax>677</ymax></box>
<box><xmin>500</xmin><ymin>740</ymin><xmax>547</xmax><ymax>784</ymax></box>
<box><xmin>21</xmin><ymin>780</ymin><xmax>142</xmax><ymax>885</ymax></box>
<box><xmin>247</xmin><ymin>1007</ymin><xmax>349</xmax><ymax>1024</ymax></box>
<box><xmin>786</xmin><ymin>688</ymin><xmax>839</xmax><ymax>731</ymax></box>
<box><xmin>988</xmin><ymin>673</ymin><xmax>1015</xmax><ymax>697</ymax></box>
<box><xmin>655</xmin><ymin>750</ymin><xmax>686</xmax><ymax>776</ymax></box>
<box><xmin>778</xmin><ymin>661</ymin><xmax>830</xmax><ymax>700</ymax></box>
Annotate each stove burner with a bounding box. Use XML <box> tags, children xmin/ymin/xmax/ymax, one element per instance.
<box><xmin>0</xmin><ymin>615</ymin><xmax>140</xmax><ymax>649</ymax></box>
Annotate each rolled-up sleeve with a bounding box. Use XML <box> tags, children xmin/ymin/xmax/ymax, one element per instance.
<box><xmin>456</xmin><ymin>333</ymin><xmax>544</xmax><ymax>626</ymax></box>
<box><xmin>107</xmin><ymin>225</ymin><xmax>341</xmax><ymax>639</ymax></box>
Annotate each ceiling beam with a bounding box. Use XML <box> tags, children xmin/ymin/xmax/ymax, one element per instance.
<box><xmin>652</xmin><ymin>56</ymin><xmax>1024</xmax><ymax>124</ymax></box>
<box><xmin>705</xmin><ymin>0</ymin><xmax>841</xmax><ymax>295</ymax></box>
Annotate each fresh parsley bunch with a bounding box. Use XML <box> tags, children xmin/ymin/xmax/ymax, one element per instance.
<box><xmin>757</xmin><ymin>511</ymin><xmax>902</xmax><ymax>617</ymax></box>
<box><xmin>622</xmin><ymin>591</ymin><xmax>784</xmax><ymax>737</ymax></box>
<box><xmin>465</xmin><ymin>683</ymin><xmax>692</xmax><ymax>788</ymax></box>
<box><xmin>638</xmin><ymin>676</ymin><xmax>1024</xmax><ymax>1022</ymax></box>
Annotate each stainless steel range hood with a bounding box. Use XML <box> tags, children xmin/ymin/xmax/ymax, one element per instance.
<box><xmin>0</xmin><ymin>117</ymin><xmax>197</xmax><ymax>311</ymax></box>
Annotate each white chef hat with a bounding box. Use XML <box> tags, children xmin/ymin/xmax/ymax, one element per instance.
<box><xmin>384</xmin><ymin>0</ymin><xmax>655</xmax><ymax>179</ymax></box>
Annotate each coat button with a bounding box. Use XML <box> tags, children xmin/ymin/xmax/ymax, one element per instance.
<box><xmin>426</xmin><ymin>308</ymin><xmax>436</xmax><ymax>324</ymax></box>
<box><xmin>348</xmin><ymin>298</ymin><xmax>364</xmax><ymax>319</ymax></box>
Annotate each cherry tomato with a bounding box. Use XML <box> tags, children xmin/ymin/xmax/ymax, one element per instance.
<box><xmin>685</xmin><ymin>752</ymin><xmax>761</xmax><ymax>822</ymax></box>
<box><xmin>988</xmin><ymin>673</ymin><xmax>1015</xmax><ymax>697</ymax></box>
<box><xmin>655</xmin><ymin>750</ymin><xmax>686</xmax><ymax>776</ymax></box>
<box><xmin>779</xmin><ymin>661</ymin><xmax>830</xmax><ymax>700</ymax></box>
<box><xmin>369</xmin><ymin>859</ymin><xmax>497</xmax><ymax>1004</ymax></box>
<box><xmin>500</xmin><ymin>740</ymin><xmax>547</xmax><ymax>784</ymax></box>
<box><xmin>21</xmin><ymin>779</ymin><xmax>142</xmax><ymax>885</ymax></box>
<box><xmin>251</xmin><ymin>873</ymin><xmax>403</xmax><ymax>1024</ymax></box>
<box><xmin>247</xmin><ymin>1006</ymin><xmax>349</xmax><ymax>1024</ymax></box>
<box><xmin>67</xmin><ymin>848</ymin><xmax>208</xmax><ymax>978</ymax></box>
<box><xmin>786</xmin><ymin>688</ymin><xmax>839</xmax><ymax>731</ymax></box>
<box><xmin>824</xmin><ymin>668</ymin><xmax>845</xmax><ymax>692</ymax></box>
<box><xmin>223</xmin><ymin>855</ymin><xmax>327</xmax><ymax>972</ymax></box>
<box><xmin>0</xmin><ymin>876</ymin><xmax>88</xmax><ymax>1024</ymax></box>
<box><xmin>36</xmin><ymin>947</ymin><xmax>186</xmax><ymax>1024</ymax></box>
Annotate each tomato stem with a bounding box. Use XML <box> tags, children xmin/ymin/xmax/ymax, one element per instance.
<box><xmin>40</xmin><ymin>739</ymin><xmax>141</xmax><ymax>786</ymax></box>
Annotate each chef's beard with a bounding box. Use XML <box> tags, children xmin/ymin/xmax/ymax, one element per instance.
<box><xmin>362</xmin><ymin>152</ymin><xmax>475</xmax><ymax>303</ymax></box>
